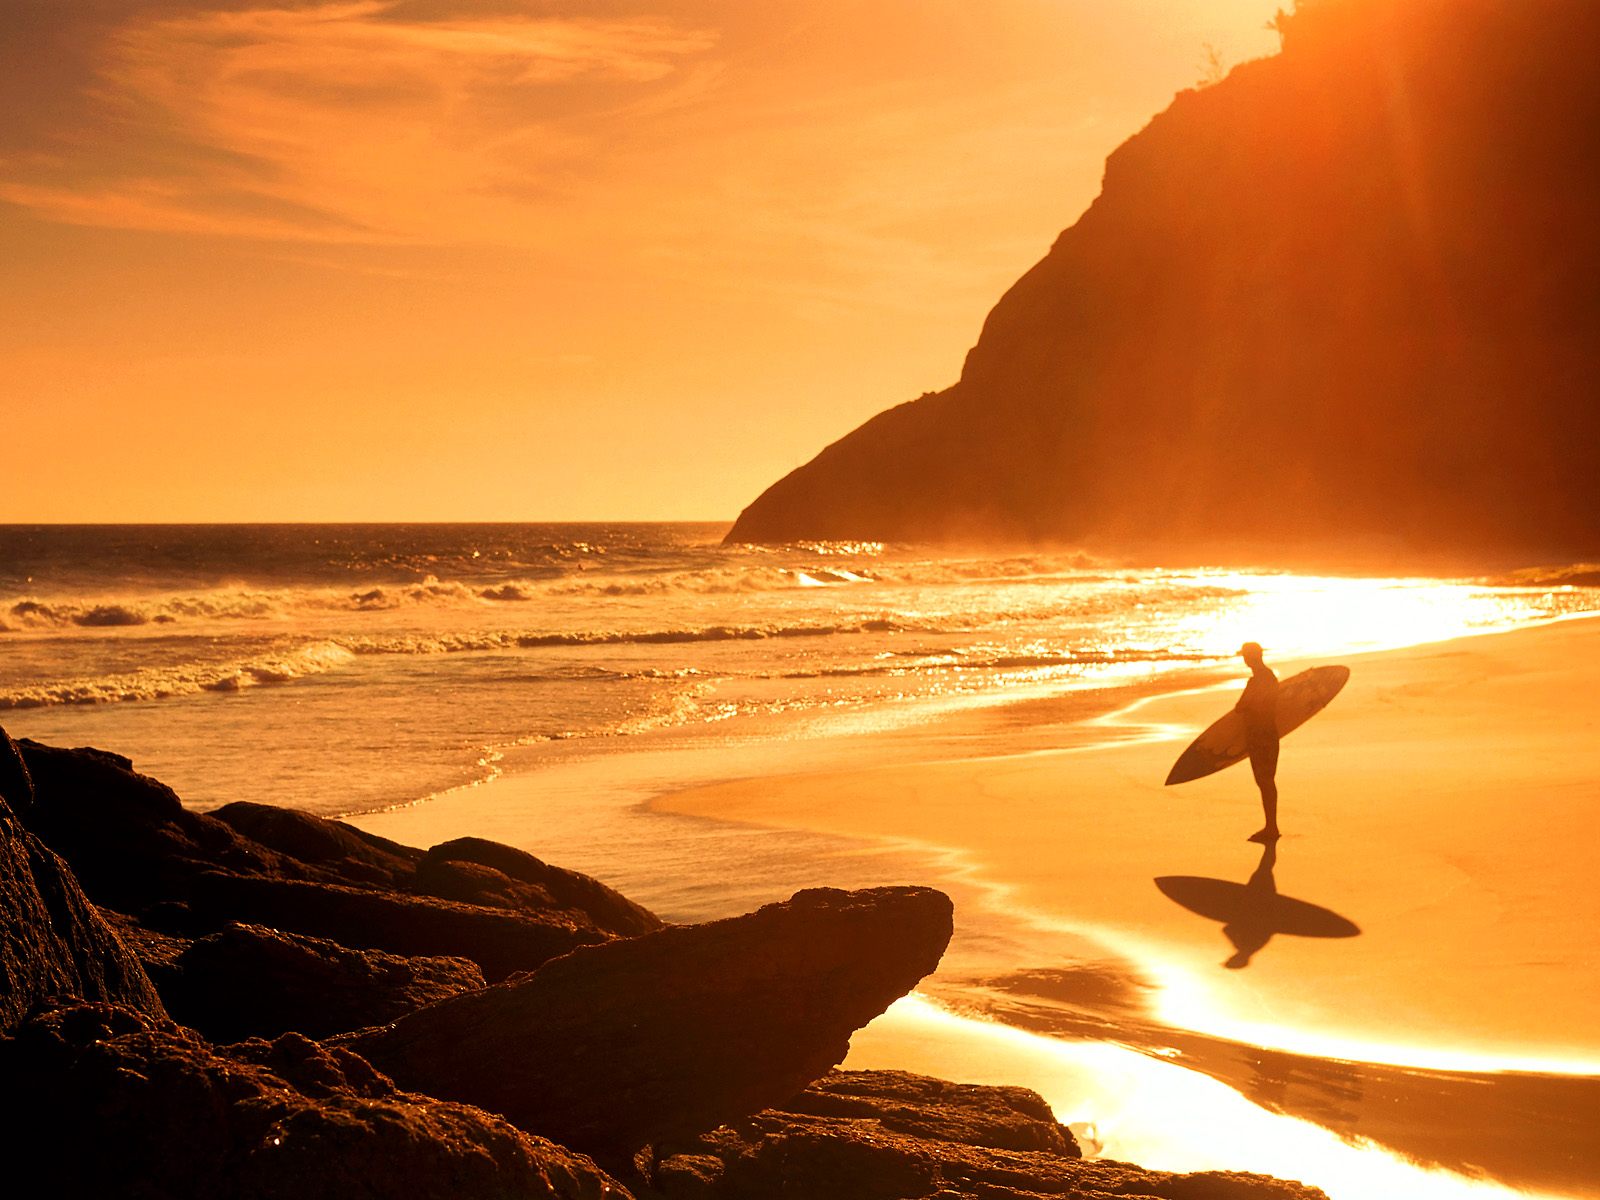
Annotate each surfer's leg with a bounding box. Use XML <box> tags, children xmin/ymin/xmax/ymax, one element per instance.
<box><xmin>1247</xmin><ymin>738</ymin><xmax>1280</xmax><ymax>842</ymax></box>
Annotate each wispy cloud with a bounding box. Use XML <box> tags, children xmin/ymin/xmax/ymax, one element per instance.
<box><xmin>0</xmin><ymin>1</ymin><xmax>716</xmax><ymax>243</ymax></box>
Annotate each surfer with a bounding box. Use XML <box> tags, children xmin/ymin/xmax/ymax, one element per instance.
<box><xmin>1237</xmin><ymin>642</ymin><xmax>1280</xmax><ymax>843</ymax></box>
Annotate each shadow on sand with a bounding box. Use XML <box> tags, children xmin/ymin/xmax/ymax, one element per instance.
<box><xmin>1154</xmin><ymin>842</ymin><xmax>1360</xmax><ymax>968</ymax></box>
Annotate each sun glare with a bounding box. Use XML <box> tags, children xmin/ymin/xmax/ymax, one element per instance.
<box><xmin>850</xmin><ymin>996</ymin><xmax>1555</xmax><ymax>1200</ymax></box>
<box><xmin>1167</xmin><ymin>572</ymin><xmax>1577</xmax><ymax>661</ymax></box>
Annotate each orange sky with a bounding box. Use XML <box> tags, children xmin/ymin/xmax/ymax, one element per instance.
<box><xmin>1</xmin><ymin>1</ymin><xmax>1278</xmax><ymax>522</ymax></box>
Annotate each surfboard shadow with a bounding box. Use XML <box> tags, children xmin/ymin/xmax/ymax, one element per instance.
<box><xmin>1154</xmin><ymin>843</ymin><xmax>1360</xmax><ymax>968</ymax></box>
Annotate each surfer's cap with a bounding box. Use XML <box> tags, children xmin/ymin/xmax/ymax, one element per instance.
<box><xmin>1238</xmin><ymin>642</ymin><xmax>1264</xmax><ymax>659</ymax></box>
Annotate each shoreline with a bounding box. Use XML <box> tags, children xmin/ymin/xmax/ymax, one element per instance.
<box><xmin>844</xmin><ymin>996</ymin><xmax>1590</xmax><ymax>1200</ymax></box>
<box><xmin>636</xmin><ymin>616</ymin><xmax>1600</xmax><ymax>1198</ymax></box>
<box><xmin>653</xmin><ymin>616</ymin><xmax>1600</xmax><ymax>1066</ymax></box>
<box><xmin>342</xmin><ymin>655</ymin><xmax>1241</xmax><ymax>920</ymax></box>
<box><xmin>346</xmin><ymin>614</ymin><xmax>1600</xmax><ymax>1198</ymax></box>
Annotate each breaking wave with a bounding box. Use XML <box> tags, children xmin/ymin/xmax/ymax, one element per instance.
<box><xmin>0</xmin><ymin>618</ymin><xmax>954</xmax><ymax>710</ymax></box>
<box><xmin>1484</xmin><ymin>563</ymin><xmax>1600</xmax><ymax>588</ymax></box>
<box><xmin>776</xmin><ymin>645</ymin><xmax>1215</xmax><ymax>680</ymax></box>
<box><xmin>335</xmin><ymin>618</ymin><xmax>946</xmax><ymax>657</ymax></box>
<box><xmin>0</xmin><ymin>554</ymin><xmax>1144</xmax><ymax>631</ymax></box>
<box><xmin>0</xmin><ymin>641</ymin><xmax>357</xmax><ymax>710</ymax></box>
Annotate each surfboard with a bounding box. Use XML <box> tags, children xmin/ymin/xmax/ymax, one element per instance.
<box><xmin>1154</xmin><ymin>875</ymin><xmax>1361</xmax><ymax>939</ymax></box>
<box><xmin>1164</xmin><ymin>664</ymin><xmax>1350</xmax><ymax>786</ymax></box>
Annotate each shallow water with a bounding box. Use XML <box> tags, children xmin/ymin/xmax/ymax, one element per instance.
<box><xmin>5</xmin><ymin>523</ymin><xmax>1593</xmax><ymax>816</ymax></box>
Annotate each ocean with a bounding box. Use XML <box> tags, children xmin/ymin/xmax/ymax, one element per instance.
<box><xmin>3</xmin><ymin>522</ymin><xmax>1595</xmax><ymax>829</ymax></box>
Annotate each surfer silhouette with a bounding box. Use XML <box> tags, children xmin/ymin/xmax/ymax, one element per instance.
<box><xmin>1237</xmin><ymin>642</ymin><xmax>1280</xmax><ymax>843</ymax></box>
<box><xmin>1222</xmin><ymin>841</ymin><xmax>1278</xmax><ymax>968</ymax></box>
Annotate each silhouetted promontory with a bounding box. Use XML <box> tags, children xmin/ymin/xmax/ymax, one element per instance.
<box><xmin>727</xmin><ymin>0</ymin><xmax>1600</xmax><ymax>564</ymax></box>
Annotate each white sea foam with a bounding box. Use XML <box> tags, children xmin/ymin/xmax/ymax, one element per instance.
<box><xmin>0</xmin><ymin>553</ymin><xmax>1169</xmax><ymax>631</ymax></box>
<box><xmin>0</xmin><ymin>640</ymin><xmax>357</xmax><ymax>709</ymax></box>
<box><xmin>0</xmin><ymin>617</ymin><xmax>967</xmax><ymax>710</ymax></box>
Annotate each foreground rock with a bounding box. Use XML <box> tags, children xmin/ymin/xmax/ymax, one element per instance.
<box><xmin>190</xmin><ymin>871</ymin><xmax>607</xmax><ymax>982</ymax></box>
<box><xmin>208</xmin><ymin>808</ymin><xmax>662</xmax><ymax>937</ymax></box>
<box><xmin>647</xmin><ymin>1070</ymin><xmax>1326</xmax><ymax>1200</ymax></box>
<box><xmin>16</xmin><ymin>739</ymin><xmax>307</xmax><ymax>911</ymax></box>
<box><xmin>164</xmin><ymin>922</ymin><xmax>486</xmax><ymax>1041</ymax></box>
<box><xmin>0</xmin><ymin>1002</ymin><xmax>630</xmax><ymax>1200</ymax></box>
<box><xmin>14</xmin><ymin>740</ymin><xmax>660</xmax><ymax>989</ymax></box>
<box><xmin>776</xmin><ymin>1070</ymin><xmax>1081</xmax><ymax>1155</ymax></box>
<box><xmin>0</xmin><ymin>770</ymin><xmax>164</xmax><ymax>1034</ymax></box>
<box><xmin>211</xmin><ymin>800</ymin><xmax>421</xmax><ymax>887</ymax></box>
<box><xmin>0</xmin><ymin>723</ymin><xmax>34</xmax><ymax>815</ymax></box>
<box><xmin>346</xmin><ymin>887</ymin><xmax>954</xmax><ymax>1160</ymax></box>
<box><xmin>418</xmin><ymin>836</ymin><xmax>663</xmax><ymax>937</ymax></box>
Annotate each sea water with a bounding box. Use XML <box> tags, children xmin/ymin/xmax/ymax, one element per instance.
<box><xmin>3</xmin><ymin>523</ymin><xmax>1595</xmax><ymax>822</ymax></box>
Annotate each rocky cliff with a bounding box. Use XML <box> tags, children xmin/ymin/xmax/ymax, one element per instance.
<box><xmin>726</xmin><ymin>0</ymin><xmax>1600</xmax><ymax>566</ymax></box>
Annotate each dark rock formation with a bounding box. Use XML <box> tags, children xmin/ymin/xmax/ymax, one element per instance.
<box><xmin>100</xmin><ymin>907</ymin><xmax>190</xmax><ymax>978</ymax></box>
<box><xmin>16</xmin><ymin>739</ymin><xmax>304</xmax><ymax>912</ymax></box>
<box><xmin>418</xmin><ymin>836</ymin><xmax>663</xmax><ymax>936</ymax></box>
<box><xmin>164</xmin><ymin>922</ymin><xmax>486</xmax><ymax>1041</ymax></box>
<box><xmin>0</xmin><ymin>1002</ymin><xmax>630</xmax><ymax>1200</ymax></box>
<box><xmin>190</xmin><ymin>871</ymin><xmax>609</xmax><ymax>983</ymax></box>
<box><xmin>645</xmin><ymin>1070</ymin><xmax>1323</xmax><ymax>1199</ymax></box>
<box><xmin>345</xmin><ymin>887</ymin><xmax>954</xmax><ymax>1160</ymax></box>
<box><xmin>0</xmin><ymin>722</ymin><xmax>34</xmax><ymax>815</ymax></box>
<box><xmin>727</xmin><ymin>0</ymin><xmax>1600</xmax><ymax>566</ymax></box>
<box><xmin>0</xmin><ymin>793</ymin><xmax>165</xmax><ymax>1034</ymax></box>
<box><xmin>13</xmin><ymin>741</ymin><xmax>653</xmax><ymax>986</ymax></box>
<box><xmin>211</xmin><ymin>800</ymin><xmax>421</xmax><ymax>887</ymax></box>
<box><xmin>774</xmin><ymin>1070</ymin><xmax>1081</xmax><ymax>1155</ymax></box>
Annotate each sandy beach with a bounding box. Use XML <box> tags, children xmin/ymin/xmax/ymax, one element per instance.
<box><xmin>344</xmin><ymin>613</ymin><xmax>1600</xmax><ymax>1197</ymax></box>
<box><xmin>660</xmin><ymin>617</ymin><xmax>1600</xmax><ymax>1061</ymax></box>
<box><xmin>647</xmin><ymin>616</ymin><xmax>1600</xmax><ymax>1196</ymax></box>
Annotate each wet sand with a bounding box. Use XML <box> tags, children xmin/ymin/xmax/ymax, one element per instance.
<box><xmin>657</xmin><ymin>617</ymin><xmax>1600</xmax><ymax>1196</ymax></box>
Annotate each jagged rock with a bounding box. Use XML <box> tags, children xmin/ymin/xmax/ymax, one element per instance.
<box><xmin>414</xmin><ymin>856</ymin><xmax>550</xmax><ymax>909</ymax></box>
<box><xmin>0</xmin><ymin>1002</ymin><xmax>631</xmax><ymax>1200</ymax></box>
<box><xmin>163</xmin><ymin>922</ymin><xmax>486</xmax><ymax>1041</ymax></box>
<box><xmin>345</xmin><ymin>887</ymin><xmax>954</xmax><ymax>1160</ymax></box>
<box><xmin>16</xmin><ymin>740</ymin><xmax>304</xmax><ymax>912</ymax></box>
<box><xmin>657</xmin><ymin>1117</ymin><xmax>1326</xmax><ymax>1199</ymax></box>
<box><xmin>15</xmin><ymin>742</ymin><xmax>633</xmax><ymax>983</ymax></box>
<box><xmin>0</xmin><ymin>793</ymin><xmax>166</xmax><ymax>1034</ymax></box>
<box><xmin>98</xmin><ymin>908</ymin><xmax>190</xmax><ymax>988</ymax></box>
<box><xmin>0</xmin><ymin>723</ymin><xmax>34</xmax><ymax>815</ymax></box>
<box><xmin>211</xmin><ymin>801</ymin><xmax>421</xmax><ymax>887</ymax></box>
<box><xmin>649</xmin><ymin>1070</ymin><xmax>1324</xmax><ymax>1199</ymax></box>
<box><xmin>727</xmin><ymin>0</ymin><xmax>1600</xmax><ymax>565</ymax></box>
<box><xmin>775</xmin><ymin>1070</ymin><xmax>1080</xmax><ymax>1156</ymax></box>
<box><xmin>191</xmin><ymin>870</ymin><xmax>609</xmax><ymax>982</ymax></box>
<box><xmin>418</xmin><ymin>836</ymin><xmax>663</xmax><ymax>935</ymax></box>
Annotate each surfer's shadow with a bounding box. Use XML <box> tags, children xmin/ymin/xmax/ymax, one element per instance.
<box><xmin>1154</xmin><ymin>843</ymin><xmax>1361</xmax><ymax>969</ymax></box>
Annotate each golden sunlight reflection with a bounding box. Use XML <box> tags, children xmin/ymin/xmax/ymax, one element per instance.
<box><xmin>1135</xmin><ymin>952</ymin><xmax>1600</xmax><ymax>1078</ymax></box>
<box><xmin>848</xmin><ymin>996</ymin><xmax>1556</xmax><ymax>1200</ymax></box>
<box><xmin>1163</xmin><ymin>573</ymin><xmax>1575</xmax><ymax>661</ymax></box>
